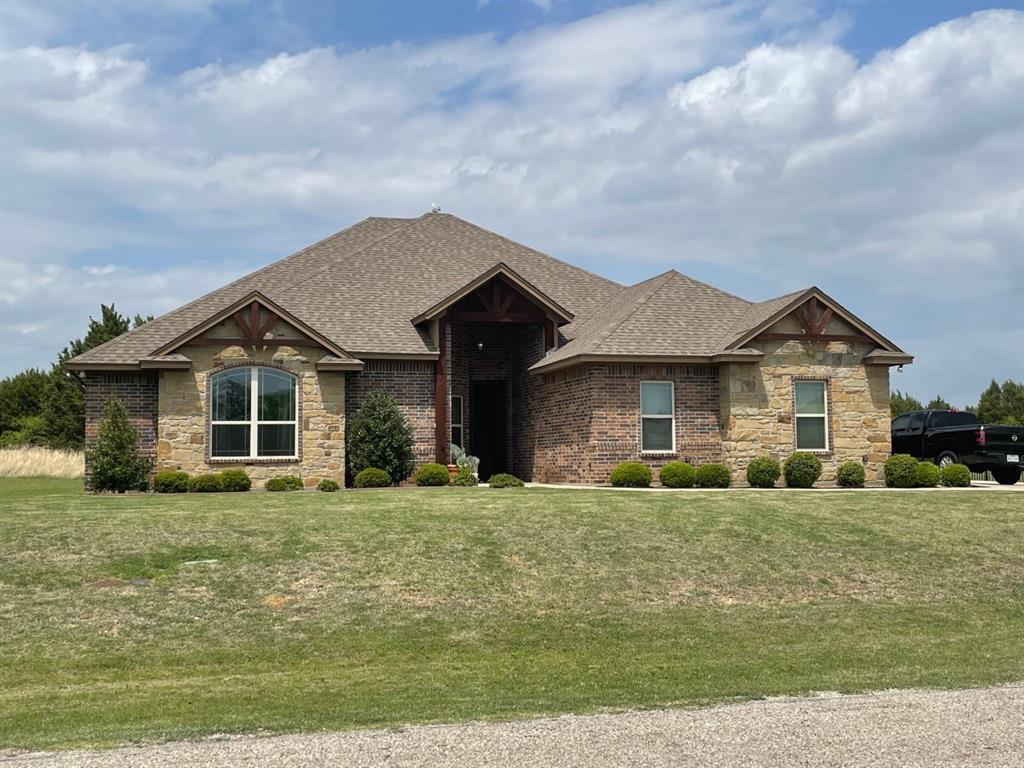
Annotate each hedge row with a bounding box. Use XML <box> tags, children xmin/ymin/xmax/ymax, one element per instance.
<box><xmin>153</xmin><ymin>469</ymin><xmax>339</xmax><ymax>493</ymax></box>
<box><xmin>885</xmin><ymin>454</ymin><xmax>971</xmax><ymax>488</ymax></box>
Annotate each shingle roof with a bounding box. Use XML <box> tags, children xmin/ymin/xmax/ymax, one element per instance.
<box><xmin>69</xmin><ymin>213</ymin><xmax>621</xmax><ymax>366</ymax></box>
<box><xmin>67</xmin><ymin>212</ymin><xmax>901</xmax><ymax>370</ymax></box>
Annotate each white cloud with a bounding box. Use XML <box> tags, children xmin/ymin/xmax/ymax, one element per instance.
<box><xmin>0</xmin><ymin>3</ymin><xmax>1021</xmax><ymax>403</ymax></box>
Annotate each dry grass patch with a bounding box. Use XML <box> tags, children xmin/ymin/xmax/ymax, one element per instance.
<box><xmin>0</xmin><ymin>446</ymin><xmax>83</xmax><ymax>478</ymax></box>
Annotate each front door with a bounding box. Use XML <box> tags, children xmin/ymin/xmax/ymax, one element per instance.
<box><xmin>470</xmin><ymin>381</ymin><xmax>507</xmax><ymax>481</ymax></box>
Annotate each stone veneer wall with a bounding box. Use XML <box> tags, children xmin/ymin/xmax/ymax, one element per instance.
<box><xmin>84</xmin><ymin>371</ymin><xmax>159</xmax><ymax>484</ymax></box>
<box><xmin>344</xmin><ymin>358</ymin><xmax>435</xmax><ymax>480</ymax></box>
<box><xmin>719</xmin><ymin>340</ymin><xmax>891</xmax><ymax>483</ymax></box>
<box><xmin>158</xmin><ymin>345</ymin><xmax>345</xmax><ymax>488</ymax></box>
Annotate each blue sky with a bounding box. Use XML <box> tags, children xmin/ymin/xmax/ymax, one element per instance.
<box><xmin>1</xmin><ymin>0</ymin><xmax>1021</xmax><ymax>405</ymax></box>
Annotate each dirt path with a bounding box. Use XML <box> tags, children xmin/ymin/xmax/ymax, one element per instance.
<box><xmin>4</xmin><ymin>685</ymin><xmax>1022</xmax><ymax>767</ymax></box>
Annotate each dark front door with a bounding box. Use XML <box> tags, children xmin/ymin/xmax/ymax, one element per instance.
<box><xmin>470</xmin><ymin>381</ymin><xmax>507</xmax><ymax>481</ymax></box>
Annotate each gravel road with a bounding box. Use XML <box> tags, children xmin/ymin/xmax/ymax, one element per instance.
<box><xmin>4</xmin><ymin>685</ymin><xmax>1022</xmax><ymax>768</ymax></box>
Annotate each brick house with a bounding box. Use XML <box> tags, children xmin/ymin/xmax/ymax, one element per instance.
<box><xmin>68</xmin><ymin>212</ymin><xmax>912</xmax><ymax>486</ymax></box>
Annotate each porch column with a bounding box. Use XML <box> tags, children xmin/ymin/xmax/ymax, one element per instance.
<box><xmin>434</xmin><ymin>315</ymin><xmax>449</xmax><ymax>464</ymax></box>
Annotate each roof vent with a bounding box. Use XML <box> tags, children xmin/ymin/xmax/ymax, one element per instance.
<box><xmin>431</xmin><ymin>203</ymin><xmax>442</xmax><ymax>213</ymax></box>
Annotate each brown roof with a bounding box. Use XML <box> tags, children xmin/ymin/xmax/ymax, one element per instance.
<box><xmin>67</xmin><ymin>212</ymin><xmax>904</xmax><ymax>370</ymax></box>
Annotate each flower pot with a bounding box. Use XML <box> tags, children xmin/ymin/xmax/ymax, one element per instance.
<box><xmin>447</xmin><ymin>464</ymin><xmax>459</xmax><ymax>480</ymax></box>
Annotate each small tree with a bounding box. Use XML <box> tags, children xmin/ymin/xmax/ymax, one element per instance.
<box><xmin>85</xmin><ymin>399</ymin><xmax>151</xmax><ymax>492</ymax></box>
<box><xmin>347</xmin><ymin>390</ymin><xmax>414</xmax><ymax>485</ymax></box>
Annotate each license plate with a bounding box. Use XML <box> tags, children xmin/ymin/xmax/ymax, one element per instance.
<box><xmin>1008</xmin><ymin>454</ymin><xmax>1020</xmax><ymax>463</ymax></box>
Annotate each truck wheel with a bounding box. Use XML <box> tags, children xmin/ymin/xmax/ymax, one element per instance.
<box><xmin>992</xmin><ymin>467</ymin><xmax>1022</xmax><ymax>485</ymax></box>
<box><xmin>937</xmin><ymin>451</ymin><xmax>958</xmax><ymax>469</ymax></box>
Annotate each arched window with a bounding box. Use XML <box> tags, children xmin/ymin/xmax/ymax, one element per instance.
<box><xmin>210</xmin><ymin>367</ymin><xmax>297</xmax><ymax>459</ymax></box>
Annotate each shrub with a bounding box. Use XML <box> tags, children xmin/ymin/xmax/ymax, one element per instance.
<box><xmin>415</xmin><ymin>463</ymin><xmax>450</xmax><ymax>487</ymax></box>
<box><xmin>188</xmin><ymin>473</ymin><xmax>223</xmax><ymax>493</ymax></box>
<box><xmin>695</xmin><ymin>463</ymin><xmax>731</xmax><ymax>488</ymax></box>
<box><xmin>219</xmin><ymin>469</ymin><xmax>251</xmax><ymax>492</ymax></box>
<box><xmin>884</xmin><ymin>454</ymin><xmax>919</xmax><ymax>488</ymax></box>
<box><xmin>783</xmin><ymin>452</ymin><xmax>822</xmax><ymax>488</ymax></box>
<box><xmin>153</xmin><ymin>470</ymin><xmax>189</xmax><ymax>493</ymax></box>
<box><xmin>85</xmin><ymin>399</ymin><xmax>151</xmax><ymax>492</ymax></box>
<box><xmin>659</xmin><ymin>461</ymin><xmax>696</xmax><ymax>488</ymax></box>
<box><xmin>488</xmin><ymin>473</ymin><xmax>524</xmax><ymax>488</ymax></box>
<box><xmin>914</xmin><ymin>461</ymin><xmax>940</xmax><ymax>488</ymax></box>
<box><xmin>610</xmin><ymin>462</ymin><xmax>652</xmax><ymax>488</ymax></box>
<box><xmin>266</xmin><ymin>475</ymin><xmax>303</xmax><ymax>492</ymax></box>
<box><xmin>347</xmin><ymin>390</ymin><xmax>414</xmax><ymax>485</ymax></box>
<box><xmin>354</xmin><ymin>467</ymin><xmax>390</xmax><ymax>488</ymax></box>
<box><xmin>451</xmin><ymin>466</ymin><xmax>478</xmax><ymax>487</ymax></box>
<box><xmin>940</xmin><ymin>463</ymin><xmax>972</xmax><ymax>488</ymax></box>
<box><xmin>835</xmin><ymin>460</ymin><xmax>866</xmax><ymax>488</ymax></box>
<box><xmin>317</xmin><ymin>478</ymin><xmax>340</xmax><ymax>492</ymax></box>
<box><xmin>746</xmin><ymin>456</ymin><xmax>781</xmax><ymax>488</ymax></box>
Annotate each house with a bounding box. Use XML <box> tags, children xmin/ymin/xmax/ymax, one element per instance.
<box><xmin>67</xmin><ymin>212</ymin><xmax>912</xmax><ymax>486</ymax></box>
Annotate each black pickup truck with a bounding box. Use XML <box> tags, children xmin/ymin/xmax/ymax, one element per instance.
<box><xmin>891</xmin><ymin>409</ymin><xmax>1023</xmax><ymax>484</ymax></box>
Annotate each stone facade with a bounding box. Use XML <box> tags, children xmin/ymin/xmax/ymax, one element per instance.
<box><xmin>719</xmin><ymin>339</ymin><xmax>891</xmax><ymax>483</ymax></box>
<box><xmin>83</xmin><ymin>371</ymin><xmax>159</xmax><ymax>483</ymax></box>
<box><xmin>157</xmin><ymin>344</ymin><xmax>345</xmax><ymax>488</ymax></box>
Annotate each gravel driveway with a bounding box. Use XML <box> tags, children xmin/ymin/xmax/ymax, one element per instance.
<box><xmin>4</xmin><ymin>685</ymin><xmax>1022</xmax><ymax>768</ymax></box>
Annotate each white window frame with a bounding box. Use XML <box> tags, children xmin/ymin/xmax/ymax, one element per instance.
<box><xmin>794</xmin><ymin>379</ymin><xmax>829</xmax><ymax>453</ymax></box>
<box><xmin>640</xmin><ymin>380</ymin><xmax>676</xmax><ymax>454</ymax></box>
<box><xmin>210</xmin><ymin>366</ymin><xmax>298</xmax><ymax>460</ymax></box>
<box><xmin>450</xmin><ymin>394</ymin><xmax>464</xmax><ymax>448</ymax></box>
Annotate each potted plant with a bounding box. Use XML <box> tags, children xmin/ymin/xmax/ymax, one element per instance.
<box><xmin>449</xmin><ymin>443</ymin><xmax>480</xmax><ymax>480</ymax></box>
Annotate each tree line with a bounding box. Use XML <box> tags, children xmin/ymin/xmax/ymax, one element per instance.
<box><xmin>0</xmin><ymin>305</ymin><xmax>151</xmax><ymax>449</ymax></box>
<box><xmin>891</xmin><ymin>380</ymin><xmax>1024</xmax><ymax>424</ymax></box>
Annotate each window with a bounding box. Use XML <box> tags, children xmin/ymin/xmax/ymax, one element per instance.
<box><xmin>640</xmin><ymin>381</ymin><xmax>674</xmax><ymax>452</ymax></box>
<box><xmin>891</xmin><ymin>414</ymin><xmax>911</xmax><ymax>431</ymax></box>
<box><xmin>794</xmin><ymin>380</ymin><xmax>828</xmax><ymax>451</ymax></box>
<box><xmin>211</xmin><ymin>367</ymin><xmax>297</xmax><ymax>459</ymax></box>
<box><xmin>451</xmin><ymin>394</ymin><xmax>464</xmax><ymax>449</ymax></box>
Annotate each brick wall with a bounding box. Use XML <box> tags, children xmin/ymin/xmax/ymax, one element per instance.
<box><xmin>83</xmin><ymin>371</ymin><xmax>159</xmax><ymax>482</ymax></box>
<box><xmin>345</xmin><ymin>359</ymin><xmax>435</xmax><ymax>480</ymax></box>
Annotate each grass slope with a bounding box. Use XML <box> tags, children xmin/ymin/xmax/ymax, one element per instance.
<box><xmin>1</xmin><ymin>478</ymin><xmax>1021</xmax><ymax>749</ymax></box>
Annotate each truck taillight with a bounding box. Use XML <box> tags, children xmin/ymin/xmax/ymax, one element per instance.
<box><xmin>976</xmin><ymin>428</ymin><xmax>986</xmax><ymax>447</ymax></box>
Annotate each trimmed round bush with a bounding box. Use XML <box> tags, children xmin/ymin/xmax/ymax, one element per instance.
<box><xmin>219</xmin><ymin>469</ymin><xmax>251</xmax><ymax>492</ymax></box>
<box><xmin>610</xmin><ymin>462</ymin><xmax>652</xmax><ymax>488</ymax></box>
<box><xmin>695</xmin><ymin>463</ymin><xmax>731</xmax><ymax>488</ymax></box>
<box><xmin>415</xmin><ymin>463</ymin><xmax>451</xmax><ymax>487</ymax></box>
<box><xmin>746</xmin><ymin>456</ymin><xmax>781</xmax><ymax>488</ymax></box>
<box><xmin>783</xmin><ymin>452</ymin><xmax>823</xmax><ymax>488</ymax></box>
<box><xmin>914</xmin><ymin>461</ymin><xmax>940</xmax><ymax>488</ymax></box>
<box><xmin>317</xmin><ymin>478</ymin><xmax>340</xmax><ymax>492</ymax></box>
<box><xmin>488</xmin><ymin>473</ymin><xmax>524</xmax><ymax>488</ymax></box>
<box><xmin>884</xmin><ymin>454</ymin><xmax>919</xmax><ymax>488</ymax></box>
<box><xmin>940</xmin><ymin>463</ymin><xmax>972</xmax><ymax>488</ymax></box>
<box><xmin>835</xmin><ymin>460</ymin><xmax>866</xmax><ymax>488</ymax></box>
<box><xmin>354</xmin><ymin>467</ymin><xmax>390</xmax><ymax>488</ymax></box>
<box><xmin>659</xmin><ymin>461</ymin><xmax>696</xmax><ymax>488</ymax></box>
<box><xmin>266</xmin><ymin>475</ymin><xmax>303</xmax><ymax>492</ymax></box>
<box><xmin>188</xmin><ymin>473</ymin><xmax>223</xmax><ymax>493</ymax></box>
<box><xmin>154</xmin><ymin>470</ymin><xmax>189</xmax><ymax>493</ymax></box>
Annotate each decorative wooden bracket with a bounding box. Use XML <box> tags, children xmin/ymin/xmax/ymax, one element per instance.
<box><xmin>232</xmin><ymin>301</ymin><xmax>278</xmax><ymax>344</ymax></box>
<box><xmin>758</xmin><ymin>297</ymin><xmax>871</xmax><ymax>344</ymax></box>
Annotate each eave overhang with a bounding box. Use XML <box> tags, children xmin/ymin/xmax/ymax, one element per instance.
<box><xmin>139</xmin><ymin>354</ymin><xmax>192</xmax><ymax>370</ymax></box>
<box><xmin>411</xmin><ymin>262</ymin><xmax>574</xmax><ymax>326</ymax></box>
<box><xmin>862</xmin><ymin>350</ymin><xmax>915</xmax><ymax>366</ymax></box>
<box><xmin>528</xmin><ymin>349</ymin><xmax>765</xmax><ymax>375</ymax></box>
<box><xmin>316</xmin><ymin>355</ymin><xmax>365</xmax><ymax>372</ymax></box>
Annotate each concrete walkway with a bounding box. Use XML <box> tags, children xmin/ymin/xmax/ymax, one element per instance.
<box><xmin>5</xmin><ymin>685</ymin><xmax>1022</xmax><ymax>767</ymax></box>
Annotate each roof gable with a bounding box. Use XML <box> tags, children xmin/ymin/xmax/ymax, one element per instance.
<box><xmin>726</xmin><ymin>288</ymin><xmax>905</xmax><ymax>352</ymax></box>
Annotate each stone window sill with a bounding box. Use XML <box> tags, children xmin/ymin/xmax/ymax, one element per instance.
<box><xmin>208</xmin><ymin>457</ymin><xmax>300</xmax><ymax>464</ymax></box>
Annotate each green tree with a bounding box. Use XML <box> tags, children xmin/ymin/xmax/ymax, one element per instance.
<box><xmin>85</xmin><ymin>399</ymin><xmax>151</xmax><ymax>492</ymax></box>
<box><xmin>0</xmin><ymin>369</ymin><xmax>54</xmax><ymax>444</ymax></box>
<box><xmin>976</xmin><ymin>379</ymin><xmax>1024</xmax><ymax>425</ymax></box>
<box><xmin>346</xmin><ymin>390</ymin><xmax>414</xmax><ymax>485</ymax></box>
<box><xmin>926</xmin><ymin>395</ymin><xmax>951</xmax><ymax>410</ymax></box>
<box><xmin>890</xmin><ymin>390</ymin><xmax>923</xmax><ymax>417</ymax></box>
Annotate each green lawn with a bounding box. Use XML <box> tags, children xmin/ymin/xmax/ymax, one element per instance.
<box><xmin>1</xmin><ymin>478</ymin><xmax>1022</xmax><ymax>750</ymax></box>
